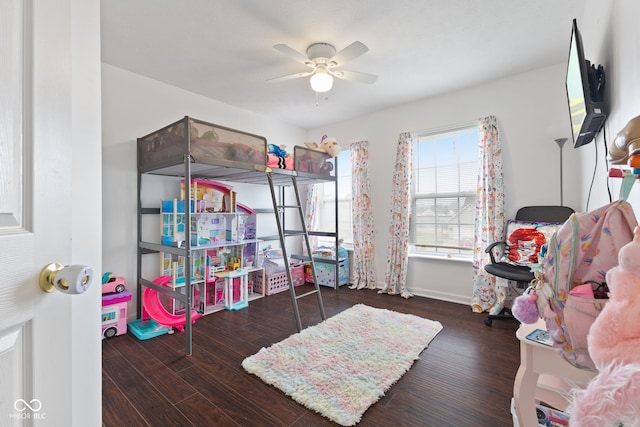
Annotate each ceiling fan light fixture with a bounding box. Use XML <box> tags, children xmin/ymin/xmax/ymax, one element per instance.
<box><xmin>270</xmin><ymin>41</ymin><xmax>376</xmax><ymax>92</ymax></box>
<box><xmin>310</xmin><ymin>70</ymin><xmax>333</xmax><ymax>93</ymax></box>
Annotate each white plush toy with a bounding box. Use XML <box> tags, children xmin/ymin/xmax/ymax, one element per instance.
<box><xmin>304</xmin><ymin>135</ymin><xmax>341</xmax><ymax>157</ymax></box>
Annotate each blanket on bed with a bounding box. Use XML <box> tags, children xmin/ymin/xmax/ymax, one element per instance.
<box><xmin>267</xmin><ymin>153</ymin><xmax>294</xmax><ymax>170</ymax></box>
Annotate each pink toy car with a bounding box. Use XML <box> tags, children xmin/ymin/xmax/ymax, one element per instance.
<box><xmin>101</xmin><ymin>272</ymin><xmax>126</xmax><ymax>294</ymax></box>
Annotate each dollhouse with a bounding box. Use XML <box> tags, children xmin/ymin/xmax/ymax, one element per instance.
<box><xmin>158</xmin><ymin>181</ymin><xmax>262</xmax><ymax>315</ymax></box>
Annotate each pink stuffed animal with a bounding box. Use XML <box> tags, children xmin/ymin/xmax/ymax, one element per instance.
<box><xmin>568</xmin><ymin>226</ymin><xmax>640</xmax><ymax>427</ymax></box>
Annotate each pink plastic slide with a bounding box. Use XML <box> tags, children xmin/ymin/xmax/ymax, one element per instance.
<box><xmin>142</xmin><ymin>276</ymin><xmax>202</xmax><ymax>331</ymax></box>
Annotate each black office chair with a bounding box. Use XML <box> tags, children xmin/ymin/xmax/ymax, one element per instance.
<box><xmin>483</xmin><ymin>206</ymin><xmax>575</xmax><ymax>326</ymax></box>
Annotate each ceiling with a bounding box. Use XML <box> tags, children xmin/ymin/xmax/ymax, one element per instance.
<box><xmin>101</xmin><ymin>0</ymin><xmax>586</xmax><ymax>130</ymax></box>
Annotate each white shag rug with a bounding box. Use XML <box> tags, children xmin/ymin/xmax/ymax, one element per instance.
<box><xmin>242</xmin><ymin>304</ymin><xmax>443</xmax><ymax>426</ymax></box>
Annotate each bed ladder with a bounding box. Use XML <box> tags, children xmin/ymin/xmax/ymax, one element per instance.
<box><xmin>266</xmin><ymin>172</ymin><xmax>327</xmax><ymax>331</ymax></box>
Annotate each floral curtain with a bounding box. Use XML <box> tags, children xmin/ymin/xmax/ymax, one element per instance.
<box><xmin>470</xmin><ymin>115</ymin><xmax>506</xmax><ymax>314</ymax></box>
<box><xmin>349</xmin><ymin>141</ymin><xmax>377</xmax><ymax>290</ymax></box>
<box><xmin>382</xmin><ymin>132</ymin><xmax>413</xmax><ymax>298</ymax></box>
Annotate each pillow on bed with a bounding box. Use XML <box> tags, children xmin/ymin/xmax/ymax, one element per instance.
<box><xmin>499</xmin><ymin>220</ymin><xmax>563</xmax><ymax>268</ymax></box>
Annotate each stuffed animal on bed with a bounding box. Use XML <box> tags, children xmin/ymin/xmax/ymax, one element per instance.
<box><xmin>567</xmin><ymin>225</ymin><xmax>640</xmax><ymax>427</ymax></box>
<box><xmin>268</xmin><ymin>143</ymin><xmax>289</xmax><ymax>158</ymax></box>
<box><xmin>297</xmin><ymin>135</ymin><xmax>339</xmax><ymax>174</ymax></box>
<box><xmin>304</xmin><ymin>135</ymin><xmax>341</xmax><ymax>157</ymax></box>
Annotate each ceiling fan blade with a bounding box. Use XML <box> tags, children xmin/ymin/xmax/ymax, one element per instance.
<box><xmin>267</xmin><ymin>70</ymin><xmax>314</xmax><ymax>83</ymax></box>
<box><xmin>329</xmin><ymin>69</ymin><xmax>378</xmax><ymax>84</ymax></box>
<box><xmin>329</xmin><ymin>41</ymin><xmax>368</xmax><ymax>67</ymax></box>
<box><xmin>273</xmin><ymin>44</ymin><xmax>313</xmax><ymax>66</ymax></box>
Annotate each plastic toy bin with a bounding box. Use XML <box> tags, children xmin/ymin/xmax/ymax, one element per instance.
<box><xmin>254</xmin><ymin>264</ymin><xmax>304</xmax><ymax>295</ymax></box>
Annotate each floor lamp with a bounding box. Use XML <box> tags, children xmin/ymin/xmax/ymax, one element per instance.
<box><xmin>555</xmin><ymin>138</ymin><xmax>567</xmax><ymax>205</ymax></box>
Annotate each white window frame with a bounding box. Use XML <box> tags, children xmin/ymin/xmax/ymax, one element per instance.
<box><xmin>315</xmin><ymin>149</ymin><xmax>353</xmax><ymax>248</ymax></box>
<box><xmin>410</xmin><ymin>124</ymin><xmax>478</xmax><ymax>259</ymax></box>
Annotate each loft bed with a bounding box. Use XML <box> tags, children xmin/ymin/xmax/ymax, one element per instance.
<box><xmin>136</xmin><ymin>116</ymin><xmax>339</xmax><ymax>355</ymax></box>
<box><xmin>138</xmin><ymin>116</ymin><xmax>336</xmax><ymax>185</ymax></box>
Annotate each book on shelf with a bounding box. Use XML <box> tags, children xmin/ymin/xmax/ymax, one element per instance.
<box><xmin>525</xmin><ymin>328</ymin><xmax>553</xmax><ymax>346</ymax></box>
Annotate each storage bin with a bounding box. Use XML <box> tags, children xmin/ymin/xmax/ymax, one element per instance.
<box><xmin>254</xmin><ymin>264</ymin><xmax>304</xmax><ymax>295</ymax></box>
<box><xmin>308</xmin><ymin>246</ymin><xmax>350</xmax><ymax>288</ymax></box>
<box><xmin>315</xmin><ymin>258</ymin><xmax>349</xmax><ymax>287</ymax></box>
<box><xmin>263</xmin><ymin>257</ymin><xmax>289</xmax><ymax>275</ymax></box>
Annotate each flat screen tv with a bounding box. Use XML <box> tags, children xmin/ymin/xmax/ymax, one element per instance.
<box><xmin>565</xmin><ymin>18</ymin><xmax>606</xmax><ymax>148</ymax></box>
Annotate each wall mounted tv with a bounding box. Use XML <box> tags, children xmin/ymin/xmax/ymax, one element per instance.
<box><xmin>565</xmin><ymin>18</ymin><xmax>606</xmax><ymax>148</ymax></box>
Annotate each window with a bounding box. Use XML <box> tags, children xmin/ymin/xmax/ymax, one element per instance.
<box><xmin>315</xmin><ymin>150</ymin><xmax>353</xmax><ymax>247</ymax></box>
<box><xmin>411</xmin><ymin>126</ymin><xmax>479</xmax><ymax>257</ymax></box>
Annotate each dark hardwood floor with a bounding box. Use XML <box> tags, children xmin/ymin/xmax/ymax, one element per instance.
<box><xmin>102</xmin><ymin>285</ymin><xmax>521</xmax><ymax>426</ymax></box>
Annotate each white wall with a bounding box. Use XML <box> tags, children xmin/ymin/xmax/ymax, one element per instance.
<box><xmin>102</xmin><ymin>64</ymin><xmax>305</xmax><ymax>315</ymax></box>
<box><xmin>577</xmin><ymin>0</ymin><xmax>640</xmax><ymax>211</ymax></box>
<box><xmin>306</xmin><ymin>64</ymin><xmax>581</xmax><ymax>304</ymax></box>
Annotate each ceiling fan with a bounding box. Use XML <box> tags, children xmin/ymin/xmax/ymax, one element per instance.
<box><xmin>268</xmin><ymin>41</ymin><xmax>377</xmax><ymax>93</ymax></box>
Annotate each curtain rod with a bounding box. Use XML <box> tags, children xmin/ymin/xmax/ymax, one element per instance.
<box><xmin>410</xmin><ymin>119</ymin><xmax>478</xmax><ymax>138</ymax></box>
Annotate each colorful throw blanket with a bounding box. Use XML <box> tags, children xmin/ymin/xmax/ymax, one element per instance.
<box><xmin>267</xmin><ymin>153</ymin><xmax>294</xmax><ymax>170</ymax></box>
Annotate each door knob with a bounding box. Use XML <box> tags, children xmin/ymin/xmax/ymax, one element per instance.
<box><xmin>39</xmin><ymin>263</ymin><xmax>93</xmax><ymax>294</ymax></box>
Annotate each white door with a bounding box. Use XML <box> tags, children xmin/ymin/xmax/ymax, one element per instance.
<box><xmin>0</xmin><ymin>1</ymin><xmax>101</xmax><ymax>426</ymax></box>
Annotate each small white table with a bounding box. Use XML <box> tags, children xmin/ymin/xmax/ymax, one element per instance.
<box><xmin>513</xmin><ymin>319</ymin><xmax>596</xmax><ymax>427</ymax></box>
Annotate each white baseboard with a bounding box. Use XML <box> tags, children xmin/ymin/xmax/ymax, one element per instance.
<box><xmin>410</xmin><ymin>289</ymin><xmax>470</xmax><ymax>306</ymax></box>
<box><xmin>373</xmin><ymin>281</ymin><xmax>470</xmax><ymax>306</ymax></box>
